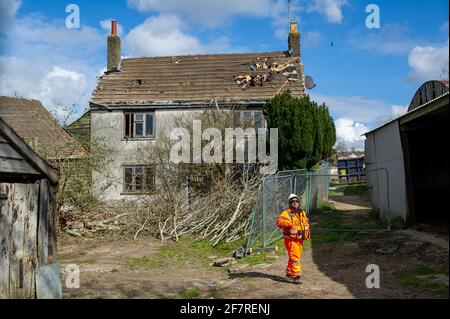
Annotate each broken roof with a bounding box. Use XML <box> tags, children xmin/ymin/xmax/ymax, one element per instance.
<box><xmin>0</xmin><ymin>96</ymin><xmax>88</xmax><ymax>160</ymax></box>
<box><xmin>91</xmin><ymin>51</ymin><xmax>305</xmax><ymax>107</ymax></box>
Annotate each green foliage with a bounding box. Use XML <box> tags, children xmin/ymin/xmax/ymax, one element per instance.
<box><xmin>400</xmin><ymin>265</ymin><xmax>449</xmax><ymax>298</ymax></box>
<box><xmin>264</xmin><ymin>91</ymin><xmax>336</xmax><ymax>170</ymax></box>
<box><xmin>184</xmin><ymin>287</ymin><xmax>200</xmax><ymax>299</ymax></box>
<box><xmin>329</xmin><ymin>183</ymin><xmax>369</xmax><ymax>196</ymax></box>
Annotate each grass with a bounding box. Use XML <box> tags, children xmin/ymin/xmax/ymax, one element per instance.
<box><xmin>329</xmin><ymin>183</ymin><xmax>368</xmax><ymax>196</ymax></box>
<box><xmin>399</xmin><ymin>265</ymin><xmax>449</xmax><ymax>298</ymax></box>
<box><xmin>77</xmin><ymin>258</ymin><xmax>97</xmax><ymax>264</ymax></box>
<box><xmin>111</xmin><ymin>268</ymin><xmax>119</xmax><ymax>273</ymax></box>
<box><xmin>309</xmin><ymin>202</ymin><xmax>370</xmax><ymax>244</ymax></box>
<box><xmin>127</xmin><ymin>256</ymin><xmax>164</xmax><ymax>269</ymax></box>
<box><xmin>184</xmin><ymin>287</ymin><xmax>200</xmax><ymax>299</ymax></box>
<box><xmin>127</xmin><ymin>237</ymin><xmax>245</xmax><ymax>270</ymax></box>
<box><xmin>242</xmin><ymin>251</ymin><xmax>278</xmax><ymax>266</ymax></box>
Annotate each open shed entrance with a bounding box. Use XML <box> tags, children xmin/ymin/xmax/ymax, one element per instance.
<box><xmin>401</xmin><ymin>102</ymin><xmax>449</xmax><ymax>225</ymax></box>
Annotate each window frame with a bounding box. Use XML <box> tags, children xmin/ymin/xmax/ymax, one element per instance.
<box><xmin>122</xmin><ymin>164</ymin><xmax>156</xmax><ymax>195</ymax></box>
<box><xmin>124</xmin><ymin>112</ymin><xmax>155</xmax><ymax>139</ymax></box>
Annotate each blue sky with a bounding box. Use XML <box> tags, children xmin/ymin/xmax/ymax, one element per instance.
<box><xmin>0</xmin><ymin>0</ymin><xmax>448</xmax><ymax>150</ymax></box>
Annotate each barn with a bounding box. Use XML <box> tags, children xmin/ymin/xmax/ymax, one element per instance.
<box><xmin>364</xmin><ymin>80</ymin><xmax>449</xmax><ymax>225</ymax></box>
<box><xmin>0</xmin><ymin>116</ymin><xmax>59</xmax><ymax>299</ymax></box>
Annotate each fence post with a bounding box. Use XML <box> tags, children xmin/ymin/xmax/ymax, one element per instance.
<box><xmin>262</xmin><ymin>178</ymin><xmax>266</xmax><ymax>248</ymax></box>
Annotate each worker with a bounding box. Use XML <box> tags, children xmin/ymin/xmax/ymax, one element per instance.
<box><xmin>276</xmin><ymin>194</ymin><xmax>311</xmax><ymax>284</ymax></box>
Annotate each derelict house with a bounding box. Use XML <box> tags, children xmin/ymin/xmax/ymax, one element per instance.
<box><xmin>0</xmin><ymin>116</ymin><xmax>59</xmax><ymax>299</ymax></box>
<box><xmin>78</xmin><ymin>20</ymin><xmax>306</xmax><ymax>201</ymax></box>
<box><xmin>364</xmin><ymin>80</ymin><xmax>449</xmax><ymax>225</ymax></box>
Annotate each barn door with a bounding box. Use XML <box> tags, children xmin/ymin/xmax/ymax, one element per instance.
<box><xmin>0</xmin><ymin>183</ymin><xmax>39</xmax><ymax>299</ymax></box>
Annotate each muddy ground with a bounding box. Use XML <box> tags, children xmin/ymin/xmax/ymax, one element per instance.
<box><xmin>58</xmin><ymin>195</ymin><xmax>449</xmax><ymax>299</ymax></box>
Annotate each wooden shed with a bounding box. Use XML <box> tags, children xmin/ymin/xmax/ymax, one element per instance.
<box><xmin>0</xmin><ymin>116</ymin><xmax>59</xmax><ymax>299</ymax></box>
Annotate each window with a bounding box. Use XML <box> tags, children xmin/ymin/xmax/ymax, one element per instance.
<box><xmin>233</xmin><ymin>110</ymin><xmax>265</xmax><ymax>129</ymax></box>
<box><xmin>123</xmin><ymin>165</ymin><xmax>155</xmax><ymax>194</ymax></box>
<box><xmin>124</xmin><ymin>112</ymin><xmax>155</xmax><ymax>138</ymax></box>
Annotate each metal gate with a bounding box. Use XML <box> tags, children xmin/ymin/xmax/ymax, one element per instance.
<box><xmin>245</xmin><ymin>165</ymin><xmax>391</xmax><ymax>251</ymax></box>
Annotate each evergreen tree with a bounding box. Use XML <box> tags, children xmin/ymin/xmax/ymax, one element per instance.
<box><xmin>264</xmin><ymin>91</ymin><xmax>336</xmax><ymax>170</ymax></box>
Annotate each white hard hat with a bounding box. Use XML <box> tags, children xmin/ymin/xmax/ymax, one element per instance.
<box><xmin>288</xmin><ymin>194</ymin><xmax>299</xmax><ymax>202</ymax></box>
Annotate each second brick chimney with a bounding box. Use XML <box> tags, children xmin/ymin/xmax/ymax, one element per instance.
<box><xmin>107</xmin><ymin>20</ymin><xmax>121</xmax><ymax>72</ymax></box>
<box><xmin>288</xmin><ymin>21</ymin><xmax>300</xmax><ymax>57</ymax></box>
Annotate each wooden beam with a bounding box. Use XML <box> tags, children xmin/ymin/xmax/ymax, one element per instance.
<box><xmin>0</xmin><ymin>183</ymin><xmax>11</xmax><ymax>299</ymax></box>
<box><xmin>0</xmin><ymin>118</ymin><xmax>58</xmax><ymax>184</ymax></box>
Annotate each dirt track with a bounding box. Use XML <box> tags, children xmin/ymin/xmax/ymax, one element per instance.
<box><xmin>59</xmin><ymin>196</ymin><xmax>449</xmax><ymax>299</ymax></box>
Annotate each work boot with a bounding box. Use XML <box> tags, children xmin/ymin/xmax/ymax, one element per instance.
<box><xmin>293</xmin><ymin>275</ymin><xmax>303</xmax><ymax>285</ymax></box>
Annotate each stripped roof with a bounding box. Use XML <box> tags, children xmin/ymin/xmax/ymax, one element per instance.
<box><xmin>0</xmin><ymin>96</ymin><xmax>88</xmax><ymax>160</ymax></box>
<box><xmin>91</xmin><ymin>51</ymin><xmax>305</xmax><ymax>107</ymax></box>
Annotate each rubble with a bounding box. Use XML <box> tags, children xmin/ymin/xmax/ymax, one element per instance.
<box><xmin>234</xmin><ymin>57</ymin><xmax>299</xmax><ymax>90</ymax></box>
<box><xmin>375</xmin><ymin>244</ymin><xmax>399</xmax><ymax>255</ymax></box>
<box><xmin>213</xmin><ymin>257</ymin><xmax>234</xmax><ymax>267</ymax></box>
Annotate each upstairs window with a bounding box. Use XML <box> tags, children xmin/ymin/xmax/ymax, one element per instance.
<box><xmin>123</xmin><ymin>165</ymin><xmax>155</xmax><ymax>194</ymax></box>
<box><xmin>233</xmin><ymin>110</ymin><xmax>265</xmax><ymax>130</ymax></box>
<box><xmin>124</xmin><ymin>112</ymin><xmax>155</xmax><ymax>138</ymax></box>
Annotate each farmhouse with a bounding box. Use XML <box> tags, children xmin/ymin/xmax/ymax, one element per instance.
<box><xmin>364</xmin><ymin>80</ymin><xmax>449</xmax><ymax>225</ymax></box>
<box><xmin>82</xmin><ymin>20</ymin><xmax>306</xmax><ymax>201</ymax></box>
<box><xmin>0</xmin><ymin>116</ymin><xmax>59</xmax><ymax>299</ymax></box>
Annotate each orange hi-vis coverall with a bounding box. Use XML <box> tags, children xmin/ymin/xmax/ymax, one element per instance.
<box><xmin>277</xmin><ymin>208</ymin><xmax>311</xmax><ymax>278</ymax></box>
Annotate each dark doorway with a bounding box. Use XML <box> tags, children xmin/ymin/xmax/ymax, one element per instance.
<box><xmin>401</xmin><ymin>103</ymin><xmax>449</xmax><ymax>224</ymax></box>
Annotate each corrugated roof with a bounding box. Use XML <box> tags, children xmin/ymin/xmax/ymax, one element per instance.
<box><xmin>364</xmin><ymin>92</ymin><xmax>449</xmax><ymax>136</ymax></box>
<box><xmin>91</xmin><ymin>51</ymin><xmax>305</xmax><ymax>106</ymax></box>
<box><xmin>0</xmin><ymin>96</ymin><xmax>88</xmax><ymax>160</ymax></box>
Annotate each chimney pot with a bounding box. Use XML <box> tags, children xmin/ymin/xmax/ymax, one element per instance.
<box><xmin>111</xmin><ymin>20</ymin><xmax>118</xmax><ymax>36</ymax></box>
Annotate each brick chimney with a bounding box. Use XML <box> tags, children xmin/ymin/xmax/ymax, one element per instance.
<box><xmin>288</xmin><ymin>21</ymin><xmax>300</xmax><ymax>57</ymax></box>
<box><xmin>107</xmin><ymin>20</ymin><xmax>121</xmax><ymax>72</ymax></box>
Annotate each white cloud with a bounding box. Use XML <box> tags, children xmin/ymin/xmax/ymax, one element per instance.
<box><xmin>347</xmin><ymin>24</ymin><xmax>417</xmax><ymax>55</ymax></box>
<box><xmin>306</xmin><ymin>0</ymin><xmax>347</xmax><ymax>24</ymax></box>
<box><xmin>334</xmin><ymin>118</ymin><xmax>369</xmax><ymax>151</ymax></box>
<box><xmin>125</xmin><ymin>14</ymin><xmax>248</xmax><ymax>57</ymax></box>
<box><xmin>125</xmin><ymin>15</ymin><xmax>204</xmax><ymax>57</ymax></box>
<box><xmin>0</xmin><ymin>7</ymin><xmax>104</xmax><ymax>120</ymax></box>
<box><xmin>0</xmin><ymin>57</ymin><xmax>90</xmax><ymax>122</ymax></box>
<box><xmin>408</xmin><ymin>40</ymin><xmax>449</xmax><ymax>81</ymax></box>
<box><xmin>390</xmin><ymin>105</ymin><xmax>408</xmax><ymax>119</ymax></box>
<box><xmin>127</xmin><ymin>0</ymin><xmax>273</xmax><ymax>28</ymax></box>
<box><xmin>0</xmin><ymin>0</ymin><xmax>21</xmax><ymax>29</ymax></box>
<box><xmin>310</xmin><ymin>93</ymin><xmax>395</xmax><ymax>123</ymax></box>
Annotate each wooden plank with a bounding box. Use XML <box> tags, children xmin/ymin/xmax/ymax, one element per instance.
<box><xmin>22</xmin><ymin>182</ymin><xmax>38</xmax><ymax>298</ymax></box>
<box><xmin>8</xmin><ymin>183</ymin><xmax>30</xmax><ymax>298</ymax></box>
<box><xmin>0</xmin><ymin>158</ymin><xmax>40</xmax><ymax>176</ymax></box>
<box><xmin>37</xmin><ymin>179</ymin><xmax>49</xmax><ymax>266</ymax></box>
<box><xmin>0</xmin><ymin>118</ymin><xmax>58</xmax><ymax>184</ymax></box>
<box><xmin>0</xmin><ymin>143</ymin><xmax>24</xmax><ymax>160</ymax></box>
<box><xmin>0</xmin><ymin>183</ymin><xmax>11</xmax><ymax>299</ymax></box>
<box><xmin>47</xmin><ymin>183</ymin><xmax>57</xmax><ymax>264</ymax></box>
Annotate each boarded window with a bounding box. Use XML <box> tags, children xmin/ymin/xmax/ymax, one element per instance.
<box><xmin>123</xmin><ymin>165</ymin><xmax>156</xmax><ymax>194</ymax></box>
<box><xmin>124</xmin><ymin>112</ymin><xmax>155</xmax><ymax>138</ymax></box>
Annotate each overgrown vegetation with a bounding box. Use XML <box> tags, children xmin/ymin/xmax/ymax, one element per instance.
<box><xmin>399</xmin><ymin>265</ymin><xmax>449</xmax><ymax>298</ymax></box>
<box><xmin>112</xmin><ymin>107</ymin><xmax>264</xmax><ymax>246</ymax></box>
<box><xmin>264</xmin><ymin>91</ymin><xmax>336</xmax><ymax>170</ymax></box>
<box><xmin>308</xmin><ymin>202</ymin><xmax>387</xmax><ymax>243</ymax></box>
<box><xmin>329</xmin><ymin>183</ymin><xmax>368</xmax><ymax>196</ymax></box>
